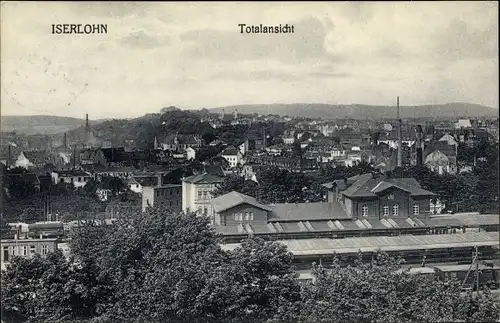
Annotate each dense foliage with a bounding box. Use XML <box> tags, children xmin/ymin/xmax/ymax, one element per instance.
<box><xmin>214</xmin><ymin>162</ymin><xmax>378</xmax><ymax>203</ymax></box>
<box><xmin>2</xmin><ymin>209</ymin><xmax>498</xmax><ymax>323</ymax></box>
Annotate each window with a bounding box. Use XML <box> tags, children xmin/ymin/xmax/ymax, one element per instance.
<box><xmin>383</xmin><ymin>205</ymin><xmax>389</xmax><ymax>217</ymax></box>
<box><xmin>361</xmin><ymin>205</ymin><xmax>368</xmax><ymax>217</ymax></box>
<box><xmin>41</xmin><ymin>245</ymin><xmax>48</xmax><ymax>255</ymax></box>
<box><xmin>392</xmin><ymin>204</ymin><xmax>399</xmax><ymax>216</ymax></box>
<box><xmin>413</xmin><ymin>204</ymin><xmax>420</xmax><ymax>215</ymax></box>
<box><xmin>3</xmin><ymin>246</ymin><xmax>9</xmax><ymax>262</ymax></box>
<box><xmin>245</xmin><ymin>212</ymin><xmax>250</xmax><ymax>221</ymax></box>
<box><xmin>78</xmin><ymin>177</ymin><xmax>82</xmax><ymax>182</ymax></box>
<box><xmin>22</xmin><ymin>246</ymin><xmax>28</xmax><ymax>256</ymax></box>
<box><xmin>250</xmin><ymin>212</ymin><xmax>254</xmax><ymax>220</ymax></box>
<box><xmin>197</xmin><ymin>191</ymin><xmax>202</xmax><ymax>200</ymax></box>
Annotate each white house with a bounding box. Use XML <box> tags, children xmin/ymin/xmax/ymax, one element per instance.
<box><xmin>51</xmin><ymin>170</ymin><xmax>91</xmax><ymax>188</ymax></box>
<box><xmin>455</xmin><ymin>119</ymin><xmax>472</xmax><ymax>129</ymax></box>
<box><xmin>182</xmin><ymin>173</ymin><xmax>225</xmax><ymax>223</ymax></box>
<box><xmin>221</xmin><ymin>146</ymin><xmax>242</xmax><ymax>168</ymax></box>
<box><xmin>186</xmin><ymin>147</ymin><xmax>196</xmax><ymax>161</ymax></box>
<box><xmin>127</xmin><ymin>177</ymin><xmax>142</xmax><ymax>194</ymax></box>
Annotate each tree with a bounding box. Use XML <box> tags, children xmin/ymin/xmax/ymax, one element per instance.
<box><xmin>73</xmin><ymin>209</ymin><xmax>227</xmax><ymax>322</ymax></box>
<box><xmin>195</xmin><ymin>237</ymin><xmax>301</xmax><ymax>321</ymax></box>
<box><xmin>1</xmin><ymin>250</ymin><xmax>105</xmax><ymax>323</ymax></box>
<box><xmin>213</xmin><ymin>175</ymin><xmax>259</xmax><ymax>198</ymax></box>
<box><xmin>272</xmin><ymin>251</ymin><xmax>499</xmax><ymax>323</ymax></box>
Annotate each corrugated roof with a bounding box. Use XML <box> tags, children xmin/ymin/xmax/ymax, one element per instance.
<box><xmin>210</xmin><ymin>191</ymin><xmax>272</xmax><ymax>213</ymax></box>
<box><xmin>430</xmin><ymin>214</ymin><xmax>499</xmax><ymax>227</ymax></box>
<box><xmin>221</xmin><ymin>232</ymin><xmax>499</xmax><ymax>256</ymax></box>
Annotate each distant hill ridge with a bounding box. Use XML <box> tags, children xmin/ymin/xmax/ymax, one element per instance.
<box><xmin>1</xmin><ymin>102</ymin><xmax>497</xmax><ymax>135</ymax></box>
<box><xmin>210</xmin><ymin>102</ymin><xmax>498</xmax><ymax>119</ymax></box>
<box><xmin>1</xmin><ymin>115</ymin><xmax>105</xmax><ymax>135</ymax></box>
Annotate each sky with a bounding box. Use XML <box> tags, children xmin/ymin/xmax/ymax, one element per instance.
<box><xmin>1</xmin><ymin>1</ymin><xmax>498</xmax><ymax>119</ymax></box>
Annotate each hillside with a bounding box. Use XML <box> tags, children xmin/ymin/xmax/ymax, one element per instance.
<box><xmin>1</xmin><ymin>115</ymin><xmax>105</xmax><ymax>134</ymax></box>
<box><xmin>210</xmin><ymin>103</ymin><xmax>498</xmax><ymax>120</ymax></box>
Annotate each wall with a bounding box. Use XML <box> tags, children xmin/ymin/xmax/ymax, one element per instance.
<box><xmin>351</xmin><ymin>187</ymin><xmax>426</xmax><ymax>219</ymax></box>
<box><xmin>218</xmin><ymin>204</ymin><xmax>269</xmax><ymax>226</ymax></box>
<box><xmin>142</xmin><ymin>186</ymin><xmax>155</xmax><ymax>212</ymax></box>
<box><xmin>1</xmin><ymin>239</ymin><xmax>58</xmax><ymax>271</ymax></box>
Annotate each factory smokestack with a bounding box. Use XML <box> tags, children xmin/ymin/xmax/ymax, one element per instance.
<box><xmin>397</xmin><ymin>97</ymin><xmax>402</xmax><ymax>167</ymax></box>
<box><xmin>85</xmin><ymin>114</ymin><xmax>89</xmax><ymax>130</ymax></box>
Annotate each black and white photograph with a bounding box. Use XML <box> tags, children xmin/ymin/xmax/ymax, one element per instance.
<box><xmin>1</xmin><ymin>2</ymin><xmax>499</xmax><ymax>322</ymax></box>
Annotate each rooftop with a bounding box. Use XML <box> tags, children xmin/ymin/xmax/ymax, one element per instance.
<box><xmin>183</xmin><ymin>173</ymin><xmax>225</xmax><ymax>184</ymax></box>
<box><xmin>269</xmin><ymin>202</ymin><xmax>351</xmax><ymax>222</ymax></box>
<box><xmin>220</xmin><ymin>232</ymin><xmax>499</xmax><ymax>256</ymax></box>
<box><xmin>211</xmin><ymin>191</ymin><xmax>272</xmax><ymax>213</ymax></box>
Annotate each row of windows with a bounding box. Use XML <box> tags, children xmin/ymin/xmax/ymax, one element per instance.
<box><xmin>233</xmin><ymin>212</ymin><xmax>254</xmax><ymax>221</ymax></box>
<box><xmin>155</xmin><ymin>189</ymin><xmax>179</xmax><ymax>197</ymax></box>
<box><xmin>2</xmin><ymin>245</ymin><xmax>49</xmax><ymax>262</ymax></box>
<box><xmin>360</xmin><ymin>204</ymin><xmax>420</xmax><ymax>217</ymax></box>
<box><xmin>197</xmin><ymin>190</ymin><xmax>211</xmax><ymax>200</ymax></box>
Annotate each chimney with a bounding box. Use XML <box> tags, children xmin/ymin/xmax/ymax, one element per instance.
<box><xmin>397</xmin><ymin>97</ymin><xmax>402</xmax><ymax>167</ymax></box>
<box><xmin>85</xmin><ymin>114</ymin><xmax>89</xmax><ymax>129</ymax></box>
<box><xmin>157</xmin><ymin>173</ymin><xmax>163</xmax><ymax>186</ymax></box>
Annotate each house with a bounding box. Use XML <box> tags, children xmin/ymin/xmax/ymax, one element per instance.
<box><xmin>423</xmin><ymin>141</ymin><xmax>457</xmax><ymax>174</ymax></box>
<box><xmin>101</xmin><ymin>147</ymin><xmax>127</xmax><ymax>167</ymax></box>
<box><xmin>337</xmin><ymin>131</ymin><xmax>371</xmax><ymax>146</ymax></box>
<box><xmin>209</xmin><ymin>139</ymin><xmax>228</xmax><ymax>147</ymax></box>
<box><xmin>211</xmin><ymin>191</ymin><xmax>273</xmax><ymax>226</ymax></box>
<box><xmin>15</xmin><ymin>151</ymin><xmax>64</xmax><ymax>169</ymax></box>
<box><xmin>185</xmin><ymin>147</ymin><xmax>196</xmax><ymax>161</ymax></box>
<box><xmin>265</xmin><ymin>145</ymin><xmax>285</xmax><ymax>156</ymax></box>
<box><xmin>221</xmin><ymin>146</ymin><xmax>242</xmax><ymax>168</ymax></box>
<box><xmin>51</xmin><ymin>170</ymin><xmax>92</xmax><ymax>188</ymax></box>
<box><xmin>438</xmin><ymin>133</ymin><xmax>458</xmax><ymax>146</ymax></box>
<box><xmin>79</xmin><ymin>148</ymin><xmax>106</xmax><ymax>166</ymax></box>
<box><xmin>157</xmin><ymin>134</ymin><xmax>203</xmax><ymax>151</ymax></box>
<box><xmin>333</xmin><ymin>173</ymin><xmax>435</xmax><ymax>219</ymax></box>
<box><xmin>241</xmin><ymin>164</ymin><xmax>267</xmax><ymax>181</ymax></box>
<box><xmin>455</xmin><ymin>119</ymin><xmax>472</xmax><ymax>129</ymax></box>
<box><xmin>1</xmin><ymin>237</ymin><xmax>59</xmax><ymax>271</ymax></box>
<box><xmin>182</xmin><ymin>173</ymin><xmax>225</xmax><ymax>220</ymax></box>
<box><xmin>127</xmin><ymin>177</ymin><xmax>142</xmax><ymax>193</ymax></box>
<box><xmin>211</xmin><ymin>185</ymin><xmax>471</xmax><ymax>245</ymax></box>
<box><xmin>142</xmin><ymin>184</ymin><xmax>182</xmax><ymax>213</ymax></box>
<box><xmin>377</xmin><ymin>131</ymin><xmax>417</xmax><ymax>149</ymax></box>
<box><xmin>94</xmin><ymin>167</ymin><xmax>137</xmax><ymax>180</ymax></box>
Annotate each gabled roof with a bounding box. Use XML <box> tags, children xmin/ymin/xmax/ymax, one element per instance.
<box><xmin>22</xmin><ymin>150</ymin><xmax>52</xmax><ymax>163</ymax></box>
<box><xmin>211</xmin><ymin>191</ymin><xmax>272</xmax><ymax>213</ymax></box>
<box><xmin>321</xmin><ymin>179</ymin><xmax>347</xmax><ymax>191</ymax></box>
<box><xmin>343</xmin><ymin>176</ymin><xmax>434</xmax><ymax>198</ymax></box>
<box><xmin>221</xmin><ymin>146</ymin><xmax>240</xmax><ymax>156</ymax></box>
<box><xmin>182</xmin><ymin>173</ymin><xmax>225</xmax><ymax>184</ymax></box>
